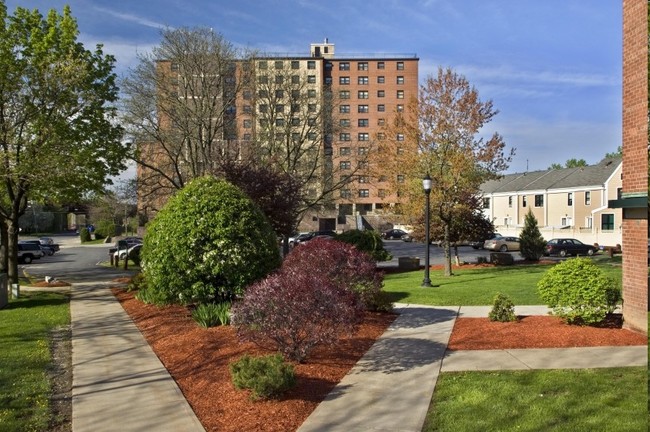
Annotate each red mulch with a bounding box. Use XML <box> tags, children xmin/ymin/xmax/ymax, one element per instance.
<box><xmin>112</xmin><ymin>288</ymin><xmax>396</xmax><ymax>432</ymax></box>
<box><xmin>448</xmin><ymin>315</ymin><xmax>647</xmax><ymax>350</ymax></box>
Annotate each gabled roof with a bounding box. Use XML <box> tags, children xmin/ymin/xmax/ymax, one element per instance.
<box><xmin>481</xmin><ymin>157</ymin><xmax>622</xmax><ymax>194</ymax></box>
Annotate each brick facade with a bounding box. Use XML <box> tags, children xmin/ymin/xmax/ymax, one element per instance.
<box><xmin>621</xmin><ymin>0</ymin><xmax>648</xmax><ymax>334</ymax></box>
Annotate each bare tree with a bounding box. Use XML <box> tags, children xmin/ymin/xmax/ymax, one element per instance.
<box><xmin>375</xmin><ymin>67</ymin><xmax>514</xmax><ymax>276</ymax></box>
<box><xmin>121</xmin><ymin>27</ymin><xmax>253</xmax><ymax>216</ymax></box>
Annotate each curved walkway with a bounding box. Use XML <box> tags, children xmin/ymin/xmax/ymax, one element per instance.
<box><xmin>67</xmin><ymin>283</ymin><xmax>645</xmax><ymax>432</ymax></box>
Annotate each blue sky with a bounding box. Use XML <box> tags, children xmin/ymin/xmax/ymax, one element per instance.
<box><xmin>7</xmin><ymin>0</ymin><xmax>623</xmax><ymax>175</ymax></box>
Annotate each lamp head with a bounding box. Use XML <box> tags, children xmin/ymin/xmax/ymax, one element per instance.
<box><xmin>422</xmin><ymin>174</ymin><xmax>432</xmax><ymax>193</ymax></box>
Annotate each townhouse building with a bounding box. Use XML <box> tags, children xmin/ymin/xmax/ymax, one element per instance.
<box><xmin>480</xmin><ymin>157</ymin><xmax>623</xmax><ymax>246</ymax></box>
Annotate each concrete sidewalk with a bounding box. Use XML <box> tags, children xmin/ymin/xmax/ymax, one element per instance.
<box><xmin>70</xmin><ymin>281</ymin><xmax>204</xmax><ymax>432</ymax></box>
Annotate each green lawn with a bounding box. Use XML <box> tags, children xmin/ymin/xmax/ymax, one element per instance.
<box><xmin>424</xmin><ymin>368</ymin><xmax>647</xmax><ymax>432</ymax></box>
<box><xmin>382</xmin><ymin>257</ymin><xmax>622</xmax><ymax>306</ymax></box>
<box><xmin>0</xmin><ymin>292</ymin><xmax>70</xmax><ymax>431</ymax></box>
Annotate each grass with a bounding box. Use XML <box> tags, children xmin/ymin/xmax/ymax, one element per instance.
<box><xmin>81</xmin><ymin>238</ymin><xmax>108</xmax><ymax>245</ymax></box>
<box><xmin>382</xmin><ymin>257</ymin><xmax>622</xmax><ymax>306</ymax></box>
<box><xmin>0</xmin><ymin>292</ymin><xmax>70</xmax><ymax>431</ymax></box>
<box><xmin>424</xmin><ymin>368</ymin><xmax>647</xmax><ymax>432</ymax></box>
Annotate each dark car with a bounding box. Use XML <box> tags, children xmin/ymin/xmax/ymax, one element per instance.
<box><xmin>20</xmin><ymin>239</ymin><xmax>56</xmax><ymax>256</ymax></box>
<box><xmin>470</xmin><ymin>232</ymin><xmax>502</xmax><ymax>249</ymax></box>
<box><xmin>381</xmin><ymin>229</ymin><xmax>408</xmax><ymax>240</ymax></box>
<box><xmin>295</xmin><ymin>230</ymin><xmax>337</xmax><ymax>245</ymax></box>
<box><xmin>545</xmin><ymin>238</ymin><xmax>598</xmax><ymax>257</ymax></box>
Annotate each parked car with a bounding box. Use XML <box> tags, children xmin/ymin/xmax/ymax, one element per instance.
<box><xmin>39</xmin><ymin>237</ymin><xmax>60</xmax><ymax>253</ymax></box>
<box><xmin>20</xmin><ymin>239</ymin><xmax>56</xmax><ymax>256</ymax></box>
<box><xmin>294</xmin><ymin>230</ymin><xmax>337</xmax><ymax>245</ymax></box>
<box><xmin>470</xmin><ymin>233</ymin><xmax>502</xmax><ymax>249</ymax></box>
<box><xmin>484</xmin><ymin>236</ymin><xmax>520</xmax><ymax>252</ymax></box>
<box><xmin>544</xmin><ymin>238</ymin><xmax>598</xmax><ymax>257</ymax></box>
<box><xmin>117</xmin><ymin>243</ymin><xmax>143</xmax><ymax>261</ymax></box>
<box><xmin>381</xmin><ymin>229</ymin><xmax>409</xmax><ymax>240</ymax></box>
<box><xmin>288</xmin><ymin>232</ymin><xmax>310</xmax><ymax>247</ymax></box>
<box><xmin>18</xmin><ymin>242</ymin><xmax>45</xmax><ymax>264</ymax></box>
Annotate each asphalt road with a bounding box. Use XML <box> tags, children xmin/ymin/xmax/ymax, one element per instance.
<box><xmin>380</xmin><ymin>240</ymin><xmax>513</xmax><ymax>267</ymax></box>
<box><xmin>19</xmin><ymin>238</ymin><xmax>136</xmax><ymax>283</ymax></box>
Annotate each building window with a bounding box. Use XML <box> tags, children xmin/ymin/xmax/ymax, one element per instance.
<box><xmin>358</xmin><ymin>76</ymin><xmax>369</xmax><ymax>85</ymax></box>
<box><xmin>340</xmin><ymin>147</ymin><xmax>351</xmax><ymax>155</ymax></box>
<box><xmin>397</xmin><ymin>174</ymin><xmax>405</xmax><ymax>183</ymax></box>
<box><xmin>243</xmin><ymin>133</ymin><xmax>251</xmax><ymax>141</ymax></box>
<box><xmin>377</xmin><ymin>90</ymin><xmax>385</xmax><ymax>98</ymax></box>
<box><xmin>339</xmin><ymin>133</ymin><xmax>351</xmax><ymax>141</ymax></box>
<box><xmin>325</xmin><ymin>77</ymin><xmax>332</xmax><ymax>85</ymax></box>
<box><xmin>601</xmin><ymin>213</ymin><xmax>614</xmax><ymax>231</ymax></box>
<box><xmin>378</xmin><ymin>175</ymin><xmax>387</xmax><ymax>182</ymax></box>
<box><xmin>308</xmin><ymin>117</ymin><xmax>317</xmax><ymax>126</ymax></box>
<box><xmin>275</xmin><ymin>104</ymin><xmax>285</xmax><ymax>113</ymax></box>
<box><xmin>340</xmin><ymin>161</ymin><xmax>351</xmax><ymax>170</ymax></box>
<box><xmin>358</xmin><ymin>119</ymin><xmax>369</xmax><ymax>127</ymax></box>
<box><xmin>378</xmin><ymin>189</ymin><xmax>387</xmax><ymax>198</ymax></box>
<box><xmin>291</xmin><ymin>103</ymin><xmax>300</xmax><ymax>113</ymax></box>
<box><xmin>586</xmin><ymin>216</ymin><xmax>593</xmax><ymax>228</ymax></box>
<box><xmin>397</xmin><ymin>104</ymin><xmax>404</xmax><ymax>112</ymax></box>
<box><xmin>275</xmin><ymin>75</ymin><xmax>284</xmax><ymax>84</ymax></box>
<box><xmin>377</xmin><ymin>132</ymin><xmax>385</xmax><ymax>140</ymax></box>
<box><xmin>617</xmin><ymin>187</ymin><xmax>623</xmax><ymax>199</ymax></box>
<box><xmin>340</xmin><ymin>119</ymin><xmax>350</xmax><ymax>127</ymax></box>
<box><xmin>291</xmin><ymin>60</ymin><xmax>300</xmax><ymax>69</ymax></box>
<box><xmin>358</xmin><ymin>175</ymin><xmax>369</xmax><ymax>183</ymax></box>
<box><xmin>377</xmin><ymin>61</ymin><xmax>385</xmax><ymax>69</ymax></box>
<box><xmin>259</xmin><ymin>104</ymin><xmax>269</xmax><ymax>114</ymax></box>
<box><xmin>377</xmin><ymin>76</ymin><xmax>385</xmax><ymax>84</ymax></box>
<box><xmin>275</xmin><ymin>90</ymin><xmax>284</xmax><ymax>98</ymax></box>
<box><xmin>358</xmin><ymin>133</ymin><xmax>369</xmax><ymax>142</ymax></box>
<box><xmin>258</xmin><ymin>61</ymin><xmax>268</xmax><ymax>69</ymax></box>
<box><xmin>291</xmin><ymin>75</ymin><xmax>300</xmax><ymax>84</ymax></box>
<box><xmin>243</xmin><ymin>119</ymin><xmax>252</xmax><ymax>129</ymax></box>
<box><xmin>307</xmin><ymin>132</ymin><xmax>317</xmax><ymax>140</ymax></box>
<box><xmin>396</xmin><ymin>146</ymin><xmax>404</xmax><ymax>155</ymax></box>
<box><xmin>567</xmin><ymin>192</ymin><xmax>573</xmax><ymax>206</ymax></box>
<box><xmin>358</xmin><ymin>90</ymin><xmax>369</xmax><ymax>99</ymax></box>
<box><xmin>340</xmin><ymin>189</ymin><xmax>351</xmax><ymax>198</ymax></box>
<box><xmin>377</xmin><ymin>118</ymin><xmax>385</xmax><ymax>126</ymax></box>
<box><xmin>358</xmin><ymin>147</ymin><xmax>369</xmax><ymax>155</ymax></box>
<box><xmin>377</xmin><ymin>104</ymin><xmax>385</xmax><ymax>112</ymax></box>
<box><xmin>339</xmin><ymin>62</ymin><xmax>350</xmax><ymax>71</ymax></box>
<box><xmin>585</xmin><ymin>191</ymin><xmax>591</xmax><ymax>205</ymax></box>
<box><xmin>358</xmin><ymin>104</ymin><xmax>369</xmax><ymax>113</ymax></box>
<box><xmin>396</xmin><ymin>133</ymin><xmax>404</xmax><ymax>141</ymax></box>
<box><xmin>358</xmin><ymin>189</ymin><xmax>370</xmax><ymax>198</ymax></box>
<box><xmin>397</xmin><ymin>61</ymin><xmax>404</xmax><ymax>70</ymax></box>
<box><xmin>508</xmin><ymin>196</ymin><xmax>513</xmax><ymax>207</ymax></box>
<box><xmin>243</xmin><ymin>90</ymin><xmax>252</xmax><ymax>100</ymax></box>
<box><xmin>483</xmin><ymin>198</ymin><xmax>490</xmax><ymax>209</ymax></box>
<box><xmin>522</xmin><ymin>196</ymin><xmax>527</xmax><ymax>207</ymax></box>
<box><xmin>308</xmin><ymin>89</ymin><xmax>316</xmax><ymax>98</ymax></box>
<box><xmin>308</xmin><ymin>103</ymin><xmax>317</xmax><ymax>112</ymax></box>
<box><xmin>397</xmin><ymin>76</ymin><xmax>404</xmax><ymax>84</ymax></box>
<box><xmin>339</xmin><ymin>90</ymin><xmax>350</xmax><ymax>99</ymax></box>
<box><xmin>358</xmin><ymin>161</ymin><xmax>369</xmax><ymax>169</ymax></box>
<box><xmin>534</xmin><ymin>194</ymin><xmax>543</xmax><ymax>207</ymax></box>
<box><xmin>274</xmin><ymin>60</ymin><xmax>283</xmax><ymax>69</ymax></box>
<box><xmin>307</xmin><ymin>75</ymin><xmax>316</xmax><ymax>83</ymax></box>
<box><xmin>340</xmin><ymin>104</ymin><xmax>350</xmax><ymax>113</ymax></box>
<box><xmin>275</xmin><ymin>118</ymin><xmax>284</xmax><ymax>127</ymax></box>
<box><xmin>397</xmin><ymin>90</ymin><xmax>404</xmax><ymax>99</ymax></box>
<box><xmin>243</xmin><ymin>105</ymin><xmax>252</xmax><ymax>114</ymax></box>
<box><xmin>291</xmin><ymin>89</ymin><xmax>300</xmax><ymax>99</ymax></box>
<box><xmin>339</xmin><ymin>76</ymin><xmax>350</xmax><ymax>85</ymax></box>
<box><xmin>307</xmin><ymin>60</ymin><xmax>316</xmax><ymax>69</ymax></box>
<box><xmin>258</xmin><ymin>75</ymin><xmax>268</xmax><ymax>84</ymax></box>
<box><xmin>358</xmin><ymin>62</ymin><xmax>368</xmax><ymax>71</ymax></box>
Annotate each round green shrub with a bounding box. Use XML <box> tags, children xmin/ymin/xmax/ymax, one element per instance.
<box><xmin>141</xmin><ymin>176</ymin><xmax>281</xmax><ymax>305</ymax></box>
<box><xmin>79</xmin><ymin>227</ymin><xmax>91</xmax><ymax>243</ymax></box>
<box><xmin>488</xmin><ymin>293</ymin><xmax>517</xmax><ymax>322</ymax></box>
<box><xmin>230</xmin><ymin>354</ymin><xmax>296</xmax><ymax>400</ymax></box>
<box><xmin>335</xmin><ymin>229</ymin><xmax>392</xmax><ymax>262</ymax></box>
<box><xmin>537</xmin><ymin>258</ymin><xmax>616</xmax><ymax>324</ymax></box>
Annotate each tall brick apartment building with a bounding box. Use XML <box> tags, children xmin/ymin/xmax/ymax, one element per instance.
<box><xmin>238</xmin><ymin>40</ymin><xmax>419</xmax><ymax>231</ymax></box>
<box><xmin>609</xmin><ymin>0</ymin><xmax>648</xmax><ymax>334</ymax></box>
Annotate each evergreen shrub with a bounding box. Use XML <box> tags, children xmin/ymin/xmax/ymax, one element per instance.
<box><xmin>488</xmin><ymin>293</ymin><xmax>517</xmax><ymax>322</ymax></box>
<box><xmin>519</xmin><ymin>210</ymin><xmax>547</xmax><ymax>261</ymax></box>
<box><xmin>335</xmin><ymin>229</ymin><xmax>392</xmax><ymax>261</ymax></box>
<box><xmin>230</xmin><ymin>354</ymin><xmax>296</xmax><ymax>400</ymax></box>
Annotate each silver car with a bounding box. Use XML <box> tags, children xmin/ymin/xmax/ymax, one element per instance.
<box><xmin>484</xmin><ymin>236</ymin><xmax>520</xmax><ymax>252</ymax></box>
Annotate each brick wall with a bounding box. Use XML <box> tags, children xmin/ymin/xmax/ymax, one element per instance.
<box><xmin>621</xmin><ymin>0</ymin><xmax>648</xmax><ymax>334</ymax></box>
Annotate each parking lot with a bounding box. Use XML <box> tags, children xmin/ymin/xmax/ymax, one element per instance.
<box><xmin>380</xmin><ymin>240</ymin><xmax>499</xmax><ymax>268</ymax></box>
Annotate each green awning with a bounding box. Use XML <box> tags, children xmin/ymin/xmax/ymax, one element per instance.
<box><xmin>608</xmin><ymin>194</ymin><xmax>648</xmax><ymax>209</ymax></box>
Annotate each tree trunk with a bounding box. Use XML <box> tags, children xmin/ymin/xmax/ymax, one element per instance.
<box><xmin>7</xmin><ymin>219</ymin><xmax>19</xmax><ymax>284</ymax></box>
<box><xmin>0</xmin><ymin>221</ymin><xmax>7</xmax><ymax>274</ymax></box>
<box><xmin>443</xmin><ymin>223</ymin><xmax>452</xmax><ymax>276</ymax></box>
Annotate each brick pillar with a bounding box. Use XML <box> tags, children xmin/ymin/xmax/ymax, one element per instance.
<box><xmin>621</xmin><ymin>0</ymin><xmax>648</xmax><ymax>334</ymax></box>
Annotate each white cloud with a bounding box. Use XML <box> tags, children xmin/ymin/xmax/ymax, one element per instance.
<box><xmin>92</xmin><ymin>6</ymin><xmax>169</xmax><ymax>30</ymax></box>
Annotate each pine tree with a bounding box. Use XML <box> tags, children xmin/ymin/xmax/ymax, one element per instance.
<box><xmin>519</xmin><ymin>210</ymin><xmax>547</xmax><ymax>261</ymax></box>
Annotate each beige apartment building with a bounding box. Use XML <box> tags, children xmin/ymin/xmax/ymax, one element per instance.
<box><xmin>480</xmin><ymin>157</ymin><xmax>623</xmax><ymax>246</ymax></box>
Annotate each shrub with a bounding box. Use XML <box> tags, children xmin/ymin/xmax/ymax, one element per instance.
<box><xmin>488</xmin><ymin>293</ymin><xmax>517</xmax><ymax>322</ymax></box>
<box><xmin>537</xmin><ymin>258</ymin><xmax>616</xmax><ymax>324</ymax></box>
<box><xmin>135</xmin><ymin>286</ymin><xmax>168</xmax><ymax>305</ymax></box>
<box><xmin>232</xmin><ymin>270</ymin><xmax>364</xmax><ymax>362</ymax></box>
<box><xmin>192</xmin><ymin>302</ymin><xmax>231</xmax><ymax>327</ymax></box>
<box><xmin>283</xmin><ymin>238</ymin><xmax>390</xmax><ymax>311</ymax></box>
<box><xmin>230</xmin><ymin>354</ymin><xmax>296</xmax><ymax>400</ymax></box>
<box><xmin>127</xmin><ymin>272</ymin><xmax>147</xmax><ymax>292</ymax></box>
<box><xmin>79</xmin><ymin>227</ymin><xmax>91</xmax><ymax>243</ymax></box>
<box><xmin>519</xmin><ymin>210</ymin><xmax>547</xmax><ymax>261</ymax></box>
<box><xmin>141</xmin><ymin>177</ymin><xmax>281</xmax><ymax>305</ymax></box>
<box><xmin>335</xmin><ymin>229</ymin><xmax>392</xmax><ymax>262</ymax></box>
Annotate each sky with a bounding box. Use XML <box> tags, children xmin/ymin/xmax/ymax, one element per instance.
<box><xmin>6</xmin><ymin>0</ymin><xmax>623</xmax><ymax>176</ymax></box>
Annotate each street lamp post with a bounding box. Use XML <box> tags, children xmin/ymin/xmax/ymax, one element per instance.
<box><xmin>422</xmin><ymin>174</ymin><xmax>432</xmax><ymax>287</ymax></box>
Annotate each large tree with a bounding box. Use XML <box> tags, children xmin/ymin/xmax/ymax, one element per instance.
<box><xmin>121</xmin><ymin>27</ymin><xmax>253</xmax><ymax>217</ymax></box>
<box><xmin>0</xmin><ymin>3</ymin><xmax>127</xmax><ymax>282</ymax></box>
<box><xmin>375</xmin><ymin>67</ymin><xmax>513</xmax><ymax>276</ymax></box>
